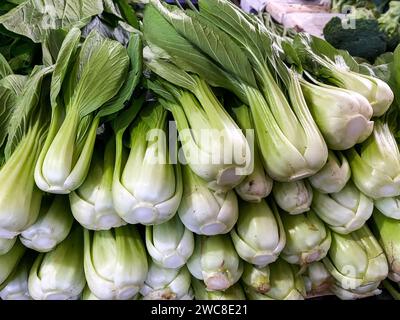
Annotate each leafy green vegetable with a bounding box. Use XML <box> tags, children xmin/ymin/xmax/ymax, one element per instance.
<box><xmin>112</xmin><ymin>103</ymin><xmax>182</xmax><ymax>225</ymax></box>
<box><xmin>323</xmin><ymin>17</ymin><xmax>387</xmax><ymax>61</ymax></box>
<box><xmin>0</xmin><ymin>240</ymin><xmax>25</xmax><ymax>287</ymax></box>
<box><xmin>241</xmin><ymin>263</ymin><xmax>270</xmax><ymax>294</ymax></box>
<box><xmin>0</xmin><ymin>253</ymin><xmax>34</xmax><ymax>300</ymax></box>
<box><xmin>272</xmin><ymin>180</ymin><xmax>313</xmax><ymax>215</ymax></box>
<box><xmin>294</xmin><ymin>33</ymin><xmax>394</xmax><ymax>117</ymax></box>
<box><xmin>83</xmin><ymin>225</ymin><xmax>148</xmax><ymax>300</ymax></box>
<box><xmin>192</xmin><ymin>278</ymin><xmax>246</xmax><ymax>300</ymax></box>
<box><xmin>230</xmin><ymin>104</ymin><xmax>273</xmax><ymax>202</ymax></box>
<box><xmin>0</xmin><ymin>237</ymin><xmax>16</xmax><ymax>255</ymax></box>
<box><xmin>302</xmin><ymin>261</ymin><xmax>333</xmax><ymax>298</ymax></box>
<box><xmin>346</xmin><ymin>120</ymin><xmax>400</xmax><ymax>199</ymax></box>
<box><xmin>323</xmin><ymin>225</ymin><xmax>388</xmax><ymax>300</ymax></box>
<box><xmin>280</xmin><ymin>210</ymin><xmax>331</xmax><ymax>266</ymax></box>
<box><xmin>0</xmin><ymin>65</ymin><xmax>52</xmax><ymax>239</ymax></box>
<box><xmin>146</xmin><ymin>68</ymin><xmax>251</xmax><ymax>191</ymax></box>
<box><xmin>178</xmin><ymin>164</ymin><xmax>238</xmax><ymax>236</ymax></box>
<box><xmin>70</xmin><ymin>138</ymin><xmax>126</xmax><ymax>231</ymax></box>
<box><xmin>374</xmin><ymin>196</ymin><xmax>400</xmax><ymax>219</ymax></box>
<box><xmin>371</xmin><ymin>210</ymin><xmax>400</xmax><ymax>282</ymax></box>
<box><xmin>28</xmin><ymin>226</ymin><xmax>85</xmax><ymax>300</ymax></box>
<box><xmin>34</xmin><ymin>29</ymin><xmax>130</xmax><ymax>194</ymax></box>
<box><xmin>144</xmin><ymin>0</ymin><xmax>328</xmax><ymax>182</ymax></box>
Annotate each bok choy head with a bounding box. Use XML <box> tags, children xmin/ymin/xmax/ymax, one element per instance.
<box><xmin>112</xmin><ymin>102</ymin><xmax>182</xmax><ymax>225</ymax></box>
<box><xmin>70</xmin><ymin>138</ymin><xmax>126</xmax><ymax>230</ymax></box>
<box><xmin>35</xmin><ymin>28</ymin><xmax>133</xmax><ymax>194</ymax></box>
<box><xmin>346</xmin><ymin>120</ymin><xmax>400</xmax><ymax>199</ymax></box>
<box><xmin>293</xmin><ymin>33</ymin><xmax>394</xmax><ymax>117</ymax></box>
<box><xmin>143</xmin><ymin>0</ymin><xmax>328</xmax><ymax>182</ymax></box>
<box><xmin>0</xmin><ymin>61</ymin><xmax>52</xmax><ymax>239</ymax></box>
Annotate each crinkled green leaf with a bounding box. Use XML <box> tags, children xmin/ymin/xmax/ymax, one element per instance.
<box><xmin>146</xmin><ymin>79</ymin><xmax>176</xmax><ymax>104</ymax></box>
<box><xmin>0</xmin><ymin>74</ymin><xmax>27</xmax><ymax>148</ymax></box>
<box><xmin>144</xmin><ymin>46</ymin><xmax>197</xmax><ymax>91</ymax></box>
<box><xmin>114</xmin><ymin>0</ymin><xmax>139</xmax><ymax>29</ymax></box>
<box><xmin>0</xmin><ymin>54</ymin><xmax>13</xmax><ymax>78</ymax></box>
<box><xmin>143</xmin><ymin>3</ymin><xmax>238</xmax><ymax>93</ymax></box>
<box><xmin>158</xmin><ymin>3</ymin><xmax>256</xmax><ymax>87</ymax></box>
<box><xmin>64</xmin><ymin>30</ymin><xmax>129</xmax><ymax>118</ymax></box>
<box><xmin>0</xmin><ymin>0</ymin><xmax>104</xmax><ymax>43</ymax></box>
<box><xmin>5</xmin><ymin>65</ymin><xmax>53</xmax><ymax>158</ymax></box>
<box><xmin>98</xmin><ymin>32</ymin><xmax>142</xmax><ymax>118</ymax></box>
<box><xmin>50</xmin><ymin>28</ymin><xmax>81</xmax><ymax>110</ymax></box>
<box><xmin>111</xmin><ymin>94</ymin><xmax>145</xmax><ymax>135</ymax></box>
<box><xmin>197</xmin><ymin>0</ymin><xmax>270</xmax><ymax>66</ymax></box>
<box><xmin>0</xmin><ymin>25</ymin><xmax>38</xmax><ymax>74</ymax></box>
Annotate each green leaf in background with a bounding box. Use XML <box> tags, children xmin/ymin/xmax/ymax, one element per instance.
<box><xmin>0</xmin><ymin>74</ymin><xmax>28</xmax><ymax>151</ymax></box>
<box><xmin>0</xmin><ymin>0</ymin><xmax>104</xmax><ymax>43</ymax></box>
<box><xmin>114</xmin><ymin>0</ymin><xmax>139</xmax><ymax>29</ymax></box>
<box><xmin>41</xmin><ymin>29</ymin><xmax>69</xmax><ymax>66</ymax></box>
<box><xmin>82</xmin><ymin>16</ymin><xmax>130</xmax><ymax>47</ymax></box>
<box><xmin>0</xmin><ymin>26</ymin><xmax>40</xmax><ymax>74</ymax></box>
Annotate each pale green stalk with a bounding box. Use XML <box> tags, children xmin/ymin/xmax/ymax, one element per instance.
<box><xmin>20</xmin><ymin>195</ymin><xmax>74</xmax><ymax>252</ymax></box>
<box><xmin>323</xmin><ymin>226</ymin><xmax>388</xmax><ymax>299</ymax></box>
<box><xmin>230</xmin><ymin>200</ymin><xmax>285</xmax><ymax>266</ymax></box>
<box><xmin>0</xmin><ymin>237</ymin><xmax>16</xmax><ymax>255</ymax></box>
<box><xmin>70</xmin><ymin>139</ymin><xmax>125</xmax><ymax>230</ymax></box>
<box><xmin>347</xmin><ymin>120</ymin><xmax>400</xmax><ymax>199</ymax></box>
<box><xmin>0</xmin><ymin>254</ymin><xmax>33</xmax><ymax>300</ymax></box>
<box><xmin>375</xmin><ymin>196</ymin><xmax>400</xmax><ymax>220</ymax></box>
<box><xmin>113</xmin><ymin>104</ymin><xmax>182</xmax><ymax>225</ymax></box>
<box><xmin>371</xmin><ymin>210</ymin><xmax>400</xmax><ymax>282</ymax></box>
<box><xmin>140</xmin><ymin>262</ymin><xmax>193</xmax><ymax>300</ymax></box>
<box><xmin>192</xmin><ymin>278</ymin><xmax>245</xmax><ymax>300</ymax></box>
<box><xmin>178</xmin><ymin>164</ymin><xmax>238</xmax><ymax>236</ymax></box>
<box><xmin>272</xmin><ymin>180</ymin><xmax>313</xmax><ymax>215</ymax></box>
<box><xmin>28</xmin><ymin>227</ymin><xmax>85</xmax><ymax>300</ymax></box>
<box><xmin>0</xmin><ymin>240</ymin><xmax>25</xmax><ymax>287</ymax></box>
<box><xmin>309</xmin><ymin>151</ymin><xmax>351</xmax><ymax>194</ymax></box>
<box><xmin>241</xmin><ymin>263</ymin><xmax>270</xmax><ymax>294</ymax></box>
<box><xmin>146</xmin><ymin>215</ymin><xmax>194</xmax><ymax>269</ymax></box>
<box><xmin>244</xmin><ymin>259</ymin><xmax>306</xmax><ymax>300</ymax></box>
<box><xmin>312</xmin><ymin>181</ymin><xmax>373</xmax><ymax>234</ymax></box>
<box><xmin>83</xmin><ymin>225</ymin><xmax>148</xmax><ymax>300</ymax></box>
<box><xmin>187</xmin><ymin>234</ymin><xmax>243</xmax><ymax>291</ymax></box>
<box><xmin>280</xmin><ymin>210</ymin><xmax>331</xmax><ymax>265</ymax></box>
<box><xmin>231</xmin><ymin>104</ymin><xmax>273</xmax><ymax>202</ymax></box>
<box><xmin>301</xmin><ymin>79</ymin><xmax>373</xmax><ymax>150</ymax></box>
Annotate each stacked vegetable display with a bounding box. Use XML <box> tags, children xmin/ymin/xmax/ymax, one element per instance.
<box><xmin>1</xmin><ymin>0</ymin><xmax>400</xmax><ymax>300</ymax></box>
